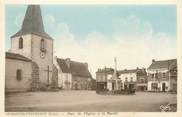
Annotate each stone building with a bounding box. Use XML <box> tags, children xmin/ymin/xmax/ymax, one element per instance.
<box><xmin>54</xmin><ymin>57</ymin><xmax>93</xmax><ymax>90</ymax></box>
<box><xmin>147</xmin><ymin>59</ymin><xmax>177</xmax><ymax>92</ymax></box>
<box><xmin>5</xmin><ymin>5</ymin><xmax>57</xmax><ymax>92</ymax></box>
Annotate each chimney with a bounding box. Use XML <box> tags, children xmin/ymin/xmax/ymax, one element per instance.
<box><xmin>65</xmin><ymin>58</ymin><xmax>71</xmax><ymax>68</ymax></box>
<box><xmin>152</xmin><ymin>59</ymin><xmax>155</xmax><ymax>63</ymax></box>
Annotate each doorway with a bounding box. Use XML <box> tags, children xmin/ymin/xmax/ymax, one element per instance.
<box><xmin>162</xmin><ymin>83</ymin><xmax>166</xmax><ymax>92</ymax></box>
<box><xmin>112</xmin><ymin>82</ymin><xmax>115</xmax><ymax>90</ymax></box>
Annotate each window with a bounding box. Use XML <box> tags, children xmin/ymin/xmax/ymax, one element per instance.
<box><xmin>19</xmin><ymin>37</ymin><xmax>23</xmax><ymax>49</ymax></box>
<box><xmin>131</xmin><ymin>77</ymin><xmax>133</xmax><ymax>81</ymax></box>
<box><xmin>16</xmin><ymin>69</ymin><xmax>22</xmax><ymax>81</ymax></box>
<box><xmin>140</xmin><ymin>79</ymin><xmax>144</xmax><ymax>83</ymax></box>
<box><xmin>151</xmin><ymin>74</ymin><xmax>154</xmax><ymax>78</ymax></box>
<box><xmin>40</xmin><ymin>38</ymin><xmax>46</xmax><ymax>51</ymax></box>
<box><xmin>125</xmin><ymin>77</ymin><xmax>128</xmax><ymax>81</ymax></box>
<box><xmin>163</xmin><ymin>73</ymin><xmax>166</xmax><ymax>78</ymax></box>
<box><xmin>155</xmin><ymin>73</ymin><xmax>158</xmax><ymax>79</ymax></box>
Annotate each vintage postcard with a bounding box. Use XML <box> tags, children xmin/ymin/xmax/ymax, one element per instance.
<box><xmin>0</xmin><ymin>0</ymin><xmax>182</xmax><ymax>116</ymax></box>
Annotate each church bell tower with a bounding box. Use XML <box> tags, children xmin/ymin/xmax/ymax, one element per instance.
<box><xmin>10</xmin><ymin>5</ymin><xmax>54</xmax><ymax>88</ymax></box>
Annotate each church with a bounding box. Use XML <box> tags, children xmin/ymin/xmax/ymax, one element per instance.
<box><xmin>5</xmin><ymin>5</ymin><xmax>94</xmax><ymax>92</ymax></box>
<box><xmin>5</xmin><ymin>5</ymin><xmax>56</xmax><ymax>92</ymax></box>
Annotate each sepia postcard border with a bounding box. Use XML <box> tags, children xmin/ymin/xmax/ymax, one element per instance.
<box><xmin>0</xmin><ymin>0</ymin><xmax>182</xmax><ymax>117</ymax></box>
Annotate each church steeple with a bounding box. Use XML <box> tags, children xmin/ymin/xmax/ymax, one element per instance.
<box><xmin>11</xmin><ymin>5</ymin><xmax>52</xmax><ymax>39</ymax></box>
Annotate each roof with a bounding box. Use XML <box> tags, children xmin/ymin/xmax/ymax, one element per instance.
<box><xmin>118</xmin><ymin>69</ymin><xmax>137</xmax><ymax>74</ymax></box>
<box><xmin>6</xmin><ymin>52</ymin><xmax>31</xmax><ymax>62</ymax></box>
<box><xmin>11</xmin><ymin>5</ymin><xmax>53</xmax><ymax>40</ymax></box>
<box><xmin>148</xmin><ymin>59</ymin><xmax>177</xmax><ymax>70</ymax></box>
<box><xmin>96</xmin><ymin>68</ymin><xmax>114</xmax><ymax>74</ymax></box>
<box><xmin>118</xmin><ymin>68</ymin><xmax>147</xmax><ymax>75</ymax></box>
<box><xmin>57</xmin><ymin>58</ymin><xmax>70</xmax><ymax>73</ymax></box>
<box><xmin>57</xmin><ymin>58</ymin><xmax>92</xmax><ymax>78</ymax></box>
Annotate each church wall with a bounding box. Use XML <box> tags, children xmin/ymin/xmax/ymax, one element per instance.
<box><xmin>5</xmin><ymin>59</ymin><xmax>32</xmax><ymax>92</ymax></box>
<box><xmin>31</xmin><ymin>34</ymin><xmax>53</xmax><ymax>87</ymax></box>
<box><xmin>10</xmin><ymin>34</ymin><xmax>32</xmax><ymax>58</ymax></box>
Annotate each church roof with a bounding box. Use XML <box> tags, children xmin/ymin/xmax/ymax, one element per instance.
<box><xmin>11</xmin><ymin>5</ymin><xmax>53</xmax><ymax>40</ymax></box>
<box><xmin>6</xmin><ymin>52</ymin><xmax>31</xmax><ymax>62</ymax></box>
<box><xmin>57</xmin><ymin>58</ymin><xmax>92</xmax><ymax>78</ymax></box>
<box><xmin>148</xmin><ymin>59</ymin><xmax>177</xmax><ymax>70</ymax></box>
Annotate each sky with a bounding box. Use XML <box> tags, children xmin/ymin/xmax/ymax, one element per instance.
<box><xmin>5</xmin><ymin>5</ymin><xmax>177</xmax><ymax>78</ymax></box>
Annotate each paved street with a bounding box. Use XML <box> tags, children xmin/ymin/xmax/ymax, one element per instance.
<box><xmin>5</xmin><ymin>91</ymin><xmax>177</xmax><ymax>112</ymax></box>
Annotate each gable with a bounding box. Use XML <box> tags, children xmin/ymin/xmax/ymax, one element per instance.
<box><xmin>56</xmin><ymin>58</ymin><xmax>92</xmax><ymax>78</ymax></box>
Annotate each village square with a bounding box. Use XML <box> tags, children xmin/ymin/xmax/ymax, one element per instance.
<box><xmin>5</xmin><ymin>5</ymin><xmax>177</xmax><ymax>112</ymax></box>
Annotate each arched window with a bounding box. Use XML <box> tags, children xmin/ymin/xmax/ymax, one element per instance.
<box><xmin>40</xmin><ymin>38</ymin><xmax>46</xmax><ymax>51</ymax></box>
<box><xmin>16</xmin><ymin>69</ymin><xmax>22</xmax><ymax>81</ymax></box>
<box><xmin>19</xmin><ymin>37</ymin><xmax>23</xmax><ymax>49</ymax></box>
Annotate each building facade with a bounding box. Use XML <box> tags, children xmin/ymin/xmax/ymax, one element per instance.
<box><xmin>147</xmin><ymin>59</ymin><xmax>177</xmax><ymax>92</ymax></box>
<box><xmin>54</xmin><ymin>57</ymin><xmax>93</xmax><ymax>90</ymax></box>
<box><xmin>96</xmin><ymin>68</ymin><xmax>114</xmax><ymax>91</ymax></box>
<box><xmin>118</xmin><ymin>68</ymin><xmax>147</xmax><ymax>91</ymax></box>
<box><xmin>96</xmin><ymin>67</ymin><xmax>147</xmax><ymax>92</ymax></box>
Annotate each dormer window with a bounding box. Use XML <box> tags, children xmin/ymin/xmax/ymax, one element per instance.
<box><xmin>19</xmin><ymin>37</ymin><xmax>23</xmax><ymax>49</ymax></box>
<box><xmin>40</xmin><ymin>38</ymin><xmax>46</xmax><ymax>52</ymax></box>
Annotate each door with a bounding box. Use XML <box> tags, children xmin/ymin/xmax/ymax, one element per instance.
<box><xmin>129</xmin><ymin>84</ymin><xmax>134</xmax><ymax>91</ymax></box>
<box><xmin>162</xmin><ymin>83</ymin><xmax>166</xmax><ymax>92</ymax></box>
<box><xmin>112</xmin><ymin>82</ymin><xmax>115</xmax><ymax>90</ymax></box>
<box><xmin>75</xmin><ymin>83</ymin><xmax>78</xmax><ymax>90</ymax></box>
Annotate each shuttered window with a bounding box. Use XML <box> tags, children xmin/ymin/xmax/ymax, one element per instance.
<box><xmin>16</xmin><ymin>69</ymin><xmax>22</xmax><ymax>81</ymax></box>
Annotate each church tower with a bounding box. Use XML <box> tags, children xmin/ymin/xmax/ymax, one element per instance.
<box><xmin>10</xmin><ymin>5</ymin><xmax>54</xmax><ymax>87</ymax></box>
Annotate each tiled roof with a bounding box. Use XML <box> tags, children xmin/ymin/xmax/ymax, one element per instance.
<box><xmin>70</xmin><ymin>61</ymin><xmax>92</xmax><ymax>78</ymax></box>
<box><xmin>57</xmin><ymin>58</ymin><xmax>70</xmax><ymax>73</ymax></box>
<box><xmin>57</xmin><ymin>58</ymin><xmax>92</xmax><ymax>78</ymax></box>
<box><xmin>11</xmin><ymin>5</ymin><xmax>53</xmax><ymax>40</ymax></box>
<box><xmin>148</xmin><ymin>59</ymin><xmax>177</xmax><ymax>70</ymax></box>
<box><xmin>6</xmin><ymin>52</ymin><xmax>31</xmax><ymax>62</ymax></box>
<box><xmin>118</xmin><ymin>68</ymin><xmax>147</xmax><ymax>75</ymax></box>
<box><xmin>118</xmin><ymin>69</ymin><xmax>137</xmax><ymax>74</ymax></box>
<box><xmin>96</xmin><ymin>68</ymin><xmax>114</xmax><ymax>74</ymax></box>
